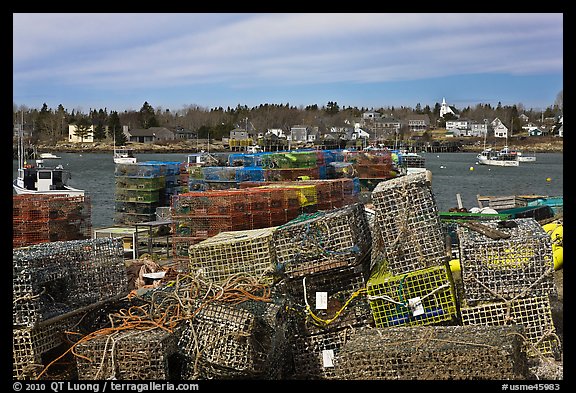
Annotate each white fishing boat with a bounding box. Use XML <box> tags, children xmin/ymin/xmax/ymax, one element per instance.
<box><xmin>499</xmin><ymin>146</ymin><xmax>536</xmax><ymax>162</ymax></box>
<box><xmin>114</xmin><ymin>146</ymin><xmax>137</xmax><ymax>164</ymax></box>
<box><xmin>113</xmin><ymin>131</ymin><xmax>137</xmax><ymax>164</ymax></box>
<box><xmin>39</xmin><ymin>152</ymin><xmax>61</xmax><ymax>159</ymax></box>
<box><xmin>13</xmin><ymin>125</ymin><xmax>84</xmax><ymax>196</ymax></box>
<box><xmin>476</xmin><ymin>148</ymin><xmax>519</xmax><ymax>167</ymax></box>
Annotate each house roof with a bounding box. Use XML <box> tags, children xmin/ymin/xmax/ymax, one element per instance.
<box><xmin>127</xmin><ymin>127</ymin><xmax>173</xmax><ymax>137</ymax></box>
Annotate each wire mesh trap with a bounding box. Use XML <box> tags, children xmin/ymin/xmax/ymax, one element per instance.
<box><xmin>178</xmin><ymin>297</ymin><xmax>291</xmax><ymax>379</ymax></box>
<box><xmin>457</xmin><ymin>218</ymin><xmax>557</xmax><ymax>305</ymax></box>
<box><xmin>332</xmin><ymin>325</ymin><xmax>529</xmax><ymax>380</ymax></box>
<box><xmin>460</xmin><ymin>295</ymin><xmax>561</xmax><ymax>359</ymax></box>
<box><xmin>370</xmin><ymin>172</ymin><xmax>446</xmax><ymax>274</ymax></box>
<box><xmin>13</xmin><ymin>238</ymin><xmax>128</xmax><ymax>328</ymax></box>
<box><xmin>290</xmin><ymin>325</ymin><xmax>369</xmax><ymax>380</ymax></box>
<box><xmin>273</xmin><ymin>203</ymin><xmax>372</xmax><ymax>279</ymax></box>
<box><xmin>284</xmin><ymin>264</ymin><xmax>373</xmax><ymax>336</ymax></box>
<box><xmin>74</xmin><ymin>327</ymin><xmax>181</xmax><ymax>380</ymax></box>
<box><xmin>366</xmin><ymin>265</ymin><xmax>458</xmax><ymax>328</ymax></box>
<box><xmin>188</xmin><ymin>227</ymin><xmax>278</xmax><ymax>285</ymax></box>
<box><xmin>13</xmin><ymin>314</ymin><xmax>82</xmax><ymax>380</ymax></box>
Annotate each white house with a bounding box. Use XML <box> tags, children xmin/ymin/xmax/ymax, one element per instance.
<box><xmin>491</xmin><ymin>118</ymin><xmax>509</xmax><ymax>139</ymax></box>
<box><xmin>266</xmin><ymin>128</ymin><xmax>286</xmax><ymax>138</ymax></box>
<box><xmin>68</xmin><ymin>124</ymin><xmax>95</xmax><ymax>143</ymax></box>
<box><xmin>352</xmin><ymin>123</ymin><xmax>370</xmax><ymax>140</ymax></box>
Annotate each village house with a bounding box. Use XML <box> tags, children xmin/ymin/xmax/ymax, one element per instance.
<box><xmin>68</xmin><ymin>124</ymin><xmax>95</xmax><ymax>143</ymax></box>
<box><xmin>125</xmin><ymin>127</ymin><xmax>174</xmax><ymax>143</ymax></box>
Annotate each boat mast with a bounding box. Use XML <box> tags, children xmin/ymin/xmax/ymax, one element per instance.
<box><xmin>18</xmin><ymin>111</ymin><xmax>24</xmax><ymax>170</ymax></box>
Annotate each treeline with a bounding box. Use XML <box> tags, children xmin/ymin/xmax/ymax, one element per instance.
<box><xmin>13</xmin><ymin>96</ymin><xmax>563</xmax><ymax>146</ymax></box>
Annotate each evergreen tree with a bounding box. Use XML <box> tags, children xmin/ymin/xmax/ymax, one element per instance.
<box><xmin>73</xmin><ymin>117</ymin><xmax>92</xmax><ymax>143</ymax></box>
<box><xmin>139</xmin><ymin>101</ymin><xmax>159</xmax><ymax>128</ymax></box>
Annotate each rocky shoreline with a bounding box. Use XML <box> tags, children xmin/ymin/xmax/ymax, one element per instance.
<box><xmin>33</xmin><ymin>138</ymin><xmax>563</xmax><ymax>154</ymax></box>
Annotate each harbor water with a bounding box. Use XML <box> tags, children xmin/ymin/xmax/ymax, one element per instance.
<box><xmin>12</xmin><ymin>152</ymin><xmax>563</xmax><ymax>230</ymax></box>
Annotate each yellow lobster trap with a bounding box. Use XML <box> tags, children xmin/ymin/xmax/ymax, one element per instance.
<box><xmin>366</xmin><ymin>265</ymin><xmax>458</xmax><ymax>327</ymax></box>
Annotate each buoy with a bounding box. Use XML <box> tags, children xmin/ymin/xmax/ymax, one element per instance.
<box><xmin>449</xmin><ymin>258</ymin><xmax>461</xmax><ymax>273</ymax></box>
<box><xmin>543</xmin><ymin>222</ymin><xmax>563</xmax><ymax>270</ymax></box>
<box><xmin>546</xmin><ymin>177</ymin><xmax>552</xmax><ymax>182</ymax></box>
<box><xmin>553</xmin><ymin>247</ymin><xmax>563</xmax><ymax>270</ymax></box>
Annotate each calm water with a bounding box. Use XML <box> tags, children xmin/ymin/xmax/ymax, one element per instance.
<box><xmin>13</xmin><ymin>152</ymin><xmax>563</xmax><ymax>229</ymax></box>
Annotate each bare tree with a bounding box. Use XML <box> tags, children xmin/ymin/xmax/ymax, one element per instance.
<box><xmin>554</xmin><ymin>90</ymin><xmax>563</xmax><ymax>111</ymax></box>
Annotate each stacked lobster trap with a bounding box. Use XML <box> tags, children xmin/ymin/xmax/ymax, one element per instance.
<box><xmin>13</xmin><ymin>194</ymin><xmax>92</xmax><ymax>248</ymax></box>
<box><xmin>188</xmin><ymin>227</ymin><xmax>278</xmax><ymax>285</ymax></box>
<box><xmin>114</xmin><ymin>162</ymin><xmax>167</xmax><ymax>225</ymax></box>
<box><xmin>75</xmin><ymin>327</ymin><xmax>182</xmax><ymax>380</ymax></box>
<box><xmin>178</xmin><ymin>297</ymin><xmax>292</xmax><ymax>379</ymax></box>
<box><xmin>456</xmin><ymin>218</ymin><xmax>561</xmax><ymax>359</ymax></box>
<box><xmin>12</xmin><ymin>238</ymin><xmax>128</xmax><ymax>380</ymax></box>
<box><xmin>272</xmin><ymin>203</ymin><xmax>375</xmax><ymax>379</ymax></box>
<box><xmin>366</xmin><ymin>172</ymin><xmax>458</xmax><ymax>329</ymax></box>
<box><xmin>332</xmin><ymin>325</ymin><xmax>529</xmax><ymax>380</ymax></box>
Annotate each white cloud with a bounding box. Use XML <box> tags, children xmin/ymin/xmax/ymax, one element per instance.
<box><xmin>13</xmin><ymin>13</ymin><xmax>562</xmax><ymax>107</ymax></box>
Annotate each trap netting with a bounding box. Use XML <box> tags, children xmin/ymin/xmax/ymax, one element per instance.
<box><xmin>460</xmin><ymin>295</ymin><xmax>561</xmax><ymax>359</ymax></box>
<box><xmin>370</xmin><ymin>172</ymin><xmax>446</xmax><ymax>275</ymax></box>
<box><xmin>457</xmin><ymin>218</ymin><xmax>556</xmax><ymax>305</ymax></box>
<box><xmin>273</xmin><ymin>203</ymin><xmax>372</xmax><ymax>279</ymax></box>
<box><xmin>332</xmin><ymin>325</ymin><xmax>529</xmax><ymax>380</ymax></box>
<box><xmin>366</xmin><ymin>265</ymin><xmax>458</xmax><ymax>328</ymax></box>
<box><xmin>13</xmin><ymin>238</ymin><xmax>128</xmax><ymax>327</ymax></box>
<box><xmin>188</xmin><ymin>227</ymin><xmax>278</xmax><ymax>285</ymax></box>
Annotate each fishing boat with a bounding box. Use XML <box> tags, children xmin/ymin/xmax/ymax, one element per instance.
<box><xmin>498</xmin><ymin>146</ymin><xmax>536</xmax><ymax>163</ymax></box>
<box><xmin>114</xmin><ymin>146</ymin><xmax>137</xmax><ymax>164</ymax></box>
<box><xmin>13</xmin><ymin>114</ymin><xmax>84</xmax><ymax>196</ymax></box>
<box><xmin>476</xmin><ymin>147</ymin><xmax>519</xmax><ymax>167</ymax></box>
<box><xmin>113</xmin><ymin>130</ymin><xmax>137</xmax><ymax>164</ymax></box>
<box><xmin>39</xmin><ymin>152</ymin><xmax>61</xmax><ymax>159</ymax></box>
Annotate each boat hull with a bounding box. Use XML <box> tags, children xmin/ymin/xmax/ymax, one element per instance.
<box><xmin>518</xmin><ymin>156</ymin><xmax>536</xmax><ymax>162</ymax></box>
<box><xmin>114</xmin><ymin>157</ymin><xmax>137</xmax><ymax>164</ymax></box>
<box><xmin>476</xmin><ymin>158</ymin><xmax>519</xmax><ymax>167</ymax></box>
<box><xmin>13</xmin><ymin>180</ymin><xmax>85</xmax><ymax>196</ymax></box>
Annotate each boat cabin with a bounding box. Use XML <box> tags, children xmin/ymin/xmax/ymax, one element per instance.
<box><xmin>17</xmin><ymin>164</ymin><xmax>70</xmax><ymax>192</ymax></box>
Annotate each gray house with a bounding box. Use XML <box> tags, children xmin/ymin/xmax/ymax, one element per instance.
<box><xmin>125</xmin><ymin>127</ymin><xmax>174</xmax><ymax>143</ymax></box>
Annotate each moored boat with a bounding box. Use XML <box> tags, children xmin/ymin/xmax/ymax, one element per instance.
<box><xmin>13</xmin><ymin>113</ymin><xmax>84</xmax><ymax>196</ymax></box>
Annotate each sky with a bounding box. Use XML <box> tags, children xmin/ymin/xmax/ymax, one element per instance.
<box><xmin>13</xmin><ymin>13</ymin><xmax>563</xmax><ymax>114</ymax></box>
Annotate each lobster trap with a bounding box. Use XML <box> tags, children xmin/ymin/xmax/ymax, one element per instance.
<box><xmin>332</xmin><ymin>325</ymin><xmax>529</xmax><ymax>380</ymax></box>
<box><xmin>75</xmin><ymin>327</ymin><xmax>182</xmax><ymax>380</ymax></box>
<box><xmin>13</xmin><ymin>314</ymin><xmax>81</xmax><ymax>380</ymax></box>
<box><xmin>370</xmin><ymin>172</ymin><xmax>446</xmax><ymax>275</ymax></box>
<box><xmin>460</xmin><ymin>295</ymin><xmax>561</xmax><ymax>359</ymax></box>
<box><xmin>457</xmin><ymin>218</ymin><xmax>556</xmax><ymax>305</ymax></box>
<box><xmin>13</xmin><ymin>238</ymin><xmax>128</xmax><ymax>327</ymax></box>
<box><xmin>273</xmin><ymin>203</ymin><xmax>372</xmax><ymax>279</ymax></box>
<box><xmin>366</xmin><ymin>265</ymin><xmax>458</xmax><ymax>328</ymax></box>
<box><xmin>285</xmin><ymin>264</ymin><xmax>373</xmax><ymax>336</ymax></box>
<box><xmin>290</xmin><ymin>326</ymin><xmax>368</xmax><ymax>379</ymax></box>
<box><xmin>188</xmin><ymin>227</ymin><xmax>278</xmax><ymax>285</ymax></box>
<box><xmin>178</xmin><ymin>299</ymin><xmax>291</xmax><ymax>379</ymax></box>
<box><xmin>13</xmin><ymin>194</ymin><xmax>92</xmax><ymax>248</ymax></box>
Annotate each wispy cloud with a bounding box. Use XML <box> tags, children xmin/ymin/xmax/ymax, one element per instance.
<box><xmin>13</xmin><ymin>13</ymin><xmax>562</xmax><ymax>110</ymax></box>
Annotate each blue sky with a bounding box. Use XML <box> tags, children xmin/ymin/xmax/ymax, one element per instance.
<box><xmin>13</xmin><ymin>13</ymin><xmax>563</xmax><ymax>113</ymax></box>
